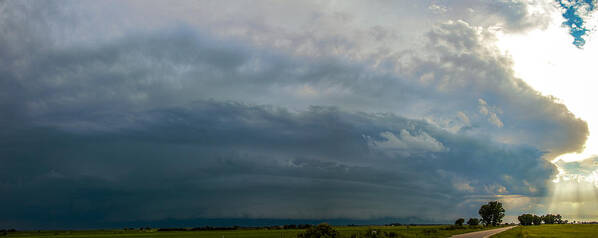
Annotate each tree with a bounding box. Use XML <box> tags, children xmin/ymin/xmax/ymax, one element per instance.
<box><xmin>540</xmin><ymin>214</ymin><xmax>563</xmax><ymax>224</ymax></box>
<box><xmin>478</xmin><ymin>201</ymin><xmax>505</xmax><ymax>226</ymax></box>
<box><xmin>532</xmin><ymin>215</ymin><xmax>542</xmax><ymax>225</ymax></box>
<box><xmin>298</xmin><ymin>223</ymin><xmax>338</xmax><ymax>238</ymax></box>
<box><xmin>542</xmin><ymin>214</ymin><xmax>557</xmax><ymax>224</ymax></box>
<box><xmin>455</xmin><ymin>218</ymin><xmax>465</xmax><ymax>226</ymax></box>
<box><xmin>467</xmin><ymin>218</ymin><xmax>480</xmax><ymax>226</ymax></box>
<box><xmin>556</xmin><ymin>214</ymin><xmax>563</xmax><ymax>224</ymax></box>
<box><xmin>517</xmin><ymin>214</ymin><xmax>534</xmax><ymax>226</ymax></box>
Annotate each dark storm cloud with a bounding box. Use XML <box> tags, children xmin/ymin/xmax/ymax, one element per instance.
<box><xmin>0</xmin><ymin>0</ymin><xmax>587</xmax><ymax>228</ymax></box>
<box><xmin>0</xmin><ymin>102</ymin><xmax>554</xmax><ymax>228</ymax></box>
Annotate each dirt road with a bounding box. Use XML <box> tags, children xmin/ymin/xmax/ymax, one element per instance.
<box><xmin>450</xmin><ymin>226</ymin><xmax>516</xmax><ymax>238</ymax></box>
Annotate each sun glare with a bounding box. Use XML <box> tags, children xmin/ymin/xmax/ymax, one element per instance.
<box><xmin>547</xmin><ymin>177</ymin><xmax>598</xmax><ymax>222</ymax></box>
<box><xmin>496</xmin><ymin>3</ymin><xmax>598</xmax><ymax>221</ymax></box>
<box><xmin>496</xmin><ymin>6</ymin><xmax>598</xmax><ymax>163</ymax></box>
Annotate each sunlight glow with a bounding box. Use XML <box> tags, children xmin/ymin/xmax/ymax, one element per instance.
<box><xmin>547</xmin><ymin>178</ymin><xmax>598</xmax><ymax>222</ymax></box>
<box><xmin>496</xmin><ymin>5</ymin><xmax>598</xmax><ymax>163</ymax></box>
<box><xmin>496</xmin><ymin>1</ymin><xmax>598</xmax><ymax>220</ymax></box>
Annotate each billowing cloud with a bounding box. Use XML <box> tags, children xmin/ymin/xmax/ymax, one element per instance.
<box><xmin>0</xmin><ymin>0</ymin><xmax>589</xmax><ymax>228</ymax></box>
<box><xmin>553</xmin><ymin>156</ymin><xmax>598</xmax><ymax>185</ymax></box>
<box><xmin>367</xmin><ymin>130</ymin><xmax>447</xmax><ymax>156</ymax></box>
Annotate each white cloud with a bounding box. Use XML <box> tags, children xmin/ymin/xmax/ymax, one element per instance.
<box><xmin>485</xmin><ymin>184</ymin><xmax>509</xmax><ymax>194</ymax></box>
<box><xmin>457</xmin><ymin>111</ymin><xmax>471</xmax><ymax>126</ymax></box>
<box><xmin>478</xmin><ymin>98</ymin><xmax>504</xmax><ymax>128</ymax></box>
<box><xmin>428</xmin><ymin>4</ymin><xmax>448</xmax><ymax>14</ymax></box>
<box><xmin>489</xmin><ymin>113</ymin><xmax>504</xmax><ymax>128</ymax></box>
<box><xmin>437</xmin><ymin>169</ymin><xmax>476</xmax><ymax>193</ymax></box>
<box><xmin>454</xmin><ymin>182</ymin><xmax>475</xmax><ymax>192</ymax></box>
<box><xmin>368</xmin><ymin>130</ymin><xmax>447</xmax><ymax>156</ymax></box>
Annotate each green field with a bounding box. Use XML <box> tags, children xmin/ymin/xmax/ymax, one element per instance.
<box><xmin>2</xmin><ymin>225</ymin><xmax>505</xmax><ymax>238</ymax></box>
<box><xmin>491</xmin><ymin>224</ymin><xmax>598</xmax><ymax>238</ymax></box>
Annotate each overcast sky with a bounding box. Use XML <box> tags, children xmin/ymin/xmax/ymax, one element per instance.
<box><xmin>1</xmin><ymin>0</ymin><xmax>596</xmax><ymax>229</ymax></box>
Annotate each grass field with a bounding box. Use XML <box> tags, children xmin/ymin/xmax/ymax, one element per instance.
<box><xmin>491</xmin><ymin>224</ymin><xmax>598</xmax><ymax>238</ymax></box>
<box><xmin>2</xmin><ymin>225</ymin><xmax>506</xmax><ymax>238</ymax></box>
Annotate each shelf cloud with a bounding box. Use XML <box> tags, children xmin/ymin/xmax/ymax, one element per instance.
<box><xmin>0</xmin><ymin>0</ymin><xmax>590</xmax><ymax>228</ymax></box>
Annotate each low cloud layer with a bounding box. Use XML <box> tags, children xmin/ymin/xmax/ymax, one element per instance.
<box><xmin>0</xmin><ymin>0</ymin><xmax>589</xmax><ymax>228</ymax></box>
<box><xmin>1</xmin><ymin>102</ymin><xmax>555</xmax><ymax>228</ymax></box>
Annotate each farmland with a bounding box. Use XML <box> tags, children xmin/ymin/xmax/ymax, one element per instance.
<box><xmin>3</xmin><ymin>225</ymin><xmax>504</xmax><ymax>238</ymax></box>
<box><xmin>491</xmin><ymin>224</ymin><xmax>598</xmax><ymax>238</ymax></box>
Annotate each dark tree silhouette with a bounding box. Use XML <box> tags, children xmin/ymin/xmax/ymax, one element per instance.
<box><xmin>532</xmin><ymin>215</ymin><xmax>542</xmax><ymax>225</ymax></box>
<box><xmin>455</xmin><ymin>218</ymin><xmax>465</xmax><ymax>226</ymax></box>
<box><xmin>556</xmin><ymin>214</ymin><xmax>563</xmax><ymax>224</ymax></box>
<box><xmin>298</xmin><ymin>223</ymin><xmax>338</xmax><ymax>238</ymax></box>
<box><xmin>478</xmin><ymin>201</ymin><xmax>505</xmax><ymax>226</ymax></box>
<box><xmin>543</xmin><ymin>214</ymin><xmax>556</xmax><ymax>224</ymax></box>
<box><xmin>518</xmin><ymin>214</ymin><xmax>534</xmax><ymax>225</ymax></box>
<box><xmin>467</xmin><ymin>218</ymin><xmax>480</xmax><ymax>226</ymax></box>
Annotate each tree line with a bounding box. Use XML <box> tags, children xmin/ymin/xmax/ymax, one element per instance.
<box><xmin>156</xmin><ymin>224</ymin><xmax>315</xmax><ymax>232</ymax></box>
<box><xmin>517</xmin><ymin>213</ymin><xmax>567</xmax><ymax>225</ymax></box>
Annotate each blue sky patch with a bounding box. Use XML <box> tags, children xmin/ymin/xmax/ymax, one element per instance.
<box><xmin>556</xmin><ymin>0</ymin><xmax>596</xmax><ymax>48</ymax></box>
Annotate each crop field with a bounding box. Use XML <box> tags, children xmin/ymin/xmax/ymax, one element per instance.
<box><xmin>2</xmin><ymin>225</ymin><xmax>503</xmax><ymax>238</ymax></box>
<box><xmin>491</xmin><ymin>224</ymin><xmax>598</xmax><ymax>238</ymax></box>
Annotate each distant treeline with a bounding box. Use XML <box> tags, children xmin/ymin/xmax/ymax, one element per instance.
<box><xmin>157</xmin><ymin>224</ymin><xmax>315</xmax><ymax>231</ymax></box>
<box><xmin>518</xmin><ymin>214</ymin><xmax>567</xmax><ymax>225</ymax></box>
<box><xmin>0</xmin><ymin>229</ymin><xmax>17</xmax><ymax>236</ymax></box>
<box><xmin>154</xmin><ymin>223</ymin><xmax>450</xmax><ymax>232</ymax></box>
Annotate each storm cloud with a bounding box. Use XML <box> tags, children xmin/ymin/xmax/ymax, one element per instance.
<box><xmin>0</xmin><ymin>0</ymin><xmax>588</xmax><ymax>228</ymax></box>
<box><xmin>1</xmin><ymin>102</ymin><xmax>555</xmax><ymax>228</ymax></box>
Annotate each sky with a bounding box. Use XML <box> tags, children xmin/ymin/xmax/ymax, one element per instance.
<box><xmin>0</xmin><ymin>0</ymin><xmax>597</xmax><ymax>229</ymax></box>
